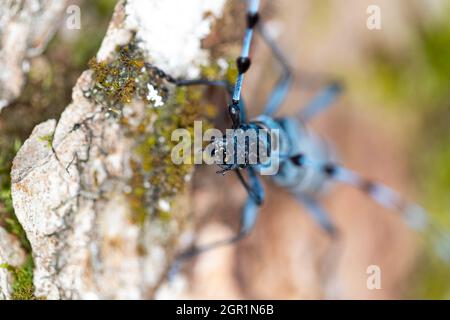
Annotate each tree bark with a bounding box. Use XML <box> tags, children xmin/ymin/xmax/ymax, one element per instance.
<box><xmin>6</xmin><ymin>0</ymin><xmax>229</xmax><ymax>299</ymax></box>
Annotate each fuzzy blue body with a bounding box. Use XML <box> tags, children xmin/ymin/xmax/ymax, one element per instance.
<box><xmin>253</xmin><ymin>115</ymin><xmax>334</xmax><ymax>196</ymax></box>
<box><xmin>169</xmin><ymin>0</ymin><xmax>449</xmax><ymax>268</ymax></box>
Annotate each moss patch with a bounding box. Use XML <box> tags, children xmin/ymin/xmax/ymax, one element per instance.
<box><xmin>87</xmin><ymin>41</ymin><xmax>170</xmax><ymax>118</ymax></box>
<box><xmin>0</xmin><ymin>139</ymin><xmax>30</xmax><ymax>251</ymax></box>
<box><xmin>0</xmin><ymin>139</ymin><xmax>37</xmax><ymax>299</ymax></box>
<box><xmin>86</xmin><ymin>38</ymin><xmax>226</xmax><ymax>225</ymax></box>
<box><xmin>0</xmin><ymin>0</ymin><xmax>116</xmax><ymax>300</ymax></box>
<box><xmin>128</xmin><ymin>86</ymin><xmax>208</xmax><ymax>223</ymax></box>
<box><xmin>0</xmin><ymin>256</ymin><xmax>38</xmax><ymax>300</ymax></box>
<box><xmin>38</xmin><ymin>134</ymin><xmax>54</xmax><ymax>149</ymax></box>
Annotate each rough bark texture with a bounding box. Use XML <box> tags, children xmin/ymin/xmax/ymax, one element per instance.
<box><xmin>8</xmin><ymin>0</ymin><xmax>228</xmax><ymax>299</ymax></box>
<box><xmin>0</xmin><ymin>0</ymin><xmax>67</xmax><ymax>110</ymax></box>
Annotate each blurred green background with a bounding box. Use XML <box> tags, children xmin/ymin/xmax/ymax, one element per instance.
<box><xmin>358</xmin><ymin>2</ymin><xmax>450</xmax><ymax>299</ymax></box>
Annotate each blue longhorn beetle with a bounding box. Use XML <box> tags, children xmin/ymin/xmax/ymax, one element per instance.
<box><xmin>160</xmin><ymin>0</ymin><xmax>449</xmax><ymax>270</ymax></box>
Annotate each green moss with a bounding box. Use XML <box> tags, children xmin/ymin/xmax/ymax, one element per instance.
<box><xmin>0</xmin><ymin>140</ymin><xmax>36</xmax><ymax>300</ymax></box>
<box><xmin>38</xmin><ymin>134</ymin><xmax>54</xmax><ymax>148</ymax></box>
<box><xmin>0</xmin><ymin>256</ymin><xmax>38</xmax><ymax>300</ymax></box>
<box><xmin>86</xmin><ymin>38</ymin><xmax>222</xmax><ymax>225</ymax></box>
<box><xmin>0</xmin><ymin>139</ymin><xmax>30</xmax><ymax>250</ymax></box>
<box><xmin>87</xmin><ymin>40</ymin><xmax>169</xmax><ymax>117</ymax></box>
<box><xmin>200</xmin><ymin>58</ymin><xmax>238</xmax><ymax>84</ymax></box>
<box><xmin>0</xmin><ymin>0</ymin><xmax>115</xmax><ymax>300</ymax></box>
<box><xmin>128</xmin><ymin>85</ymin><xmax>206</xmax><ymax>223</ymax></box>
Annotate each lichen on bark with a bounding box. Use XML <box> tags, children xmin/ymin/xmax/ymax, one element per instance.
<box><xmin>6</xmin><ymin>0</ymin><xmax>231</xmax><ymax>299</ymax></box>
